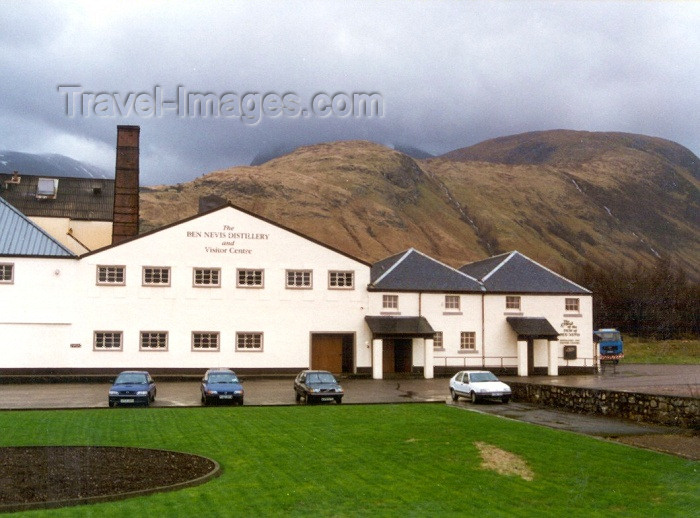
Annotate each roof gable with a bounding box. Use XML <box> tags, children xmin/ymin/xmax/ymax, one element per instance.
<box><xmin>0</xmin><ymin>197</ymin><xmax>74</xmax><ymax>256</ymax></box>
<box><xmin>463</xmin><ymin>251</ymin><xmax>589</xmax><ymax>294</ymax></box>
<box><xmin>370</xmin><ymin>248</ymin><xmax>483</xmax><ymax>292</ymax></box>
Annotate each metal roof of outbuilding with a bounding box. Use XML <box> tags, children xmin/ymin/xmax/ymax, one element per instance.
<box><xmin>0</xmin><ymin>197</ymin><xmax>74</xmax><ymax>256</ymax></box>
<box><xmin>0</xmin><ymin>173</ymin><xmax>114</xmax><ymax>220</ymax></box>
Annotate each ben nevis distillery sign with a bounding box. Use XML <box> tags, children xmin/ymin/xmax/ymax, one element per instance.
<box><xmin>186</xmin><ymin>224</ymin><xmax>270</xmax><ymax>254</ymax></box>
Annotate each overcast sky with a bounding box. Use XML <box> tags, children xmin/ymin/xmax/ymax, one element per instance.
<box><xmin>0</xmin><ymin>0</ymin><xmax>698</xmax><ymax>185</ymax></box>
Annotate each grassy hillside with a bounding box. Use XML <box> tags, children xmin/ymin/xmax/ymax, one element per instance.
<box><xmin>140</xmin><ymin>131</ymin><xmax>700</xmax><ymax>277</ymax></box>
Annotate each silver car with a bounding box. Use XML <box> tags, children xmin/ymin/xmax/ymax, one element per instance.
<box><xmin>449</xmin><ymin>370</ymin><xmax>511</xmax><ymax>404</ymax></box>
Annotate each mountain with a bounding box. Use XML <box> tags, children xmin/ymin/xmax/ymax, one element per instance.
<box><xmin>0</xmin><ymin>151</ymin><xmax>109</xmax><ymax>179</ymax></box>
<box><xmin>139</xmin><ymin>131</ymin><xmax>700</xmax><ymax>279</ymax></box>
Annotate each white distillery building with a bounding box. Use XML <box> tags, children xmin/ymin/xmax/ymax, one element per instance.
<box><xmin>0</xmin><ymin>127</ymin><xmax>594</xmax><ymax>379</ymax></box>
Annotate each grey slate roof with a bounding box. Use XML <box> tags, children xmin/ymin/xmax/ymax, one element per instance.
<box><xmin>0</xmin><ymin>173</ymin><xmax>114</xmax><ymax>220</ymax></box>
<box><xmin>365</xmin><ymin>316</ymin><xmax>435</xmax><ymax>337</ymax></box>
<box><xmin>506</xmin><ymin>317</ymin><xmax>559</xmax><ymax>339</ymax></box>
<box><xmin>370</xmin><ymin>248</ymin><xmax>484</xmax><ymax>292</ymax></box>
<box><xmin>459</xmin><ymin>251</ymin><xmax>590</xmax><ymax>294</ymax></box>
<box><xmin>0</xmin><ymin>197</ymin><xmax>74</xmax><ymax>256</ymax></box>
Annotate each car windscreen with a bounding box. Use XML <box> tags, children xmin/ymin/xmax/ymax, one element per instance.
<box><xmin>470</xmin><ymin>372</ymin><xmax>498</xmax><ymax>383</ymax></box>
<box><xmin>209</xmin><ymin>373</ymin><xmax>238</xmax><ymax>383</ymax></box>
<box><xmin>307</xmin><ymin>373</ymin><xmax>337</xmax><ymax>384</ymax></box>
<box><xmin>115</xmin><ymin>373</ymin><xmax>147</xmax><ymax>384</ymax></box>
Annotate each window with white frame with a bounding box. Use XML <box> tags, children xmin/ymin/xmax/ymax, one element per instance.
<box><xmin>143</xmin><ymin>266</ymin><xmax>170</xmax><ymax>286</ymax></box>
<box><xmin>0</xmin><ymin>263</ymin><xmax>14</xmax><ymax>284</ymax></box>
<box><xmin>140</xmin><ymin>331</ymin><xmax>168</xmax><ymax>350</ymax></box>
<box><xmin>237</xmin><ymin>269</ymin><xmax>264</xmax><ymax>287</ymax></box>
<box><xmin>286</xmin><ymin>270</ymin><xmax>312</xmax><ymax>289</ymax></box>
<box><xmin>433</xmin><ymin>331</ymin><xmax>443</xmax><ymax>349</ymax></box>
<box><xmin>445</xmin><ymin>295</ymin><xmax>460</xmax><ymax>310</ymax></box>
<box><xmin>329</xmin><ymin>270</ymin><xmax>354</xmax><ymax>289</ymax></box>
<box><xmin>96</xmin><ymin>265</ymin><xmax>125</xmax><ymax>285</ymax></box>
<box><xmin>382</xmin><ymin>294</ymin><xmax>399</xmax><ymax>310</ymax></box>
<box><xmin>94</xmin><ymin>331</ymin><xmax>123</xmax><ymax>351</ymax></box>
<box><xmin>460</xmin><ymin>331</ymin><xmax>476</xmax><ymax>351</ymax></box>
<box><xmin>565</xmin><ymin>298</ymin><xmax>580</xmax><ymax>312</ymax></box>
<box><xmin>193</xmin><ymin>268</ymin><xmax>221</xmax><ymax>287</ymax></box>
<box><xmin>192</xmin><ymin>332</ymin><xmax>220</xmax><ymax>351</ymax></box>
<box><xmin>505</xmin><ymin>296</ymin><xmax>521</xmax><ymax>311</ymax></box>
<box><xmin>236</xmin><ymin>332</ymin><xmax>263</xmax><ymax>351</ymax></box>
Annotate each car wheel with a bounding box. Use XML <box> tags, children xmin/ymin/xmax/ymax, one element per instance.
<box><xmin>295</xmin><ymin>391</ymin><xmax>301</xmax><ymax>403</ymax></box>
<box><xmin>238</xmin><ymin>399</ymin><xmax>244</xmax><ymax>406</ymax></box>
<box><xmin>470</xmin><ymin>391</ymin><xmax>478</xmax><ymax>404</ymax></box>
<box><xmin>108</xmin><ymin>400</ymin><xmax>115</xmax><ymax>408</ymax></box>
<box><xmin>145</xmin><ymin>398</ymin><xmax>150</xmax><ymax>407</ymax></box>
<box><xmin>150</xmin><ymin>390</ymin><xmax>156</xmax><ymax>403</ymax></box>
<box><xmin>335</xmin><ymin>396</ymin><xmax>342</xmax><ymax>404</ymax></box>
<box><xmin>502</xmin><ymin>396</ymin><xmax>510</xmax><ymax>404</ymax></box>
<box><xmin>306</xmin><ymin>395</ymin><xmax>314</xmax><ymax>405</ymax></box>
<box><xmin>450</xmin><ymin>388</ymin><xmax>458</xmax><ymax>402</ymax></box>
<box><xmin>201</xmin><ymin>394</ymin><xmax>208</xmax><ymax>406</ymax></box>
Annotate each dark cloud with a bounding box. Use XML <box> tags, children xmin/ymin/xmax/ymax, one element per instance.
<box><xmin>0</xmin><ymin>0</ymin><xmax>698</xmax><ymax>184</ymax></box>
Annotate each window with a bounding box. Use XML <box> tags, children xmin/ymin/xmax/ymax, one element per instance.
<box><xmin>433</xmin><ymin>331</ymin><xmax>443</xmax><ymax>349</ymax></box>
<box><xmin>460</xmin><ymin>331</ymin><xmax>476</xmax><ymax>351</ymax></box>
<box><xmin>505</xmin><ymin>296</ymin><xmax>521</xmax><ymax>311</ymax></box>
<box><xmin>192</xmin><ymin>332</ymin><xmax>220</xmax><ymax>351</ymax></box>
<box><xmin>286</xmin><ymin>270</ymin><xmax>312</xmax><ymax>289</ymax></box>
<box><xmin>329</xmin><ymin>270</ymin><xmax>354</xmax><ymax>289</ymax></box>
<box><xmin>143</xmin><ymin>266</ymin><xmax>170</xmax><ymax>286</ymax></box>
<box><xmin>0</xmin><ymin>263</ymin><xmax>13</xmax><ymax>284</ymax></box>
<box><xmin>236</xmin><ymin>332</ymin><xmax>263</xmax><ymax>351</ymax></box>
<box><xmin>97</xmin><ymin>265</ymin><xmax>125</xmax><ymax>285</ymax></box>
<box><xmin>193</xmin><ymin>268</ymin><xmax>221</xmax><ymax>287</ymax></box>
<box><xmin>382</xmin><ymin>294</ymin><xmax>399</xmax><ymax>310</ymax></box>
<box><xmin>237</xmin><ymin>269</ymin><xmax>264</xmax><ymax>287</ymax></box>
<box><xmin>94</xmin><ymin>331</ymin><xmax>122</xmax><ymax>351</ymax></box>
<box><xmin>445</xmin><ymin>295</ymin><xmax>460</xmax><ymax>310</ymax></box>
<box><xmin>565</xmin><ymin>298</ymin><xmax>580</xmax><ymax>312</ymax></box>
<box><xmin>140</xmin><ymin>331</ymin><xmax>168</xmax><ymax>350</ymax></box>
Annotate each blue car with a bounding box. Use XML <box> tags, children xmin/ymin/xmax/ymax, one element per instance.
<box><xmin>201</xmin><ymin>368</ymin><xmax>244</xmax><ymax>405</ymax></box>
<box><xmin>108</xmin><ymin>371</ymin><xmax>157</xmax><ymax>407</ymax></box>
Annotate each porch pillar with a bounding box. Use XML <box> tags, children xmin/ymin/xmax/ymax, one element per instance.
<box><xmin>547</xmin><ymin>340</ymin><xmax>559</xmax><ymax>376</ymax></box>
<box><xmin>517</xmin><ymin>339</ymin><xmax>528</xmax><ymax>376</ymax></box>
<box><xmin>372</xmin><ymin>338</ymin><xmax>383</xmax><ymax>380</ymax></box>
<box><xmin>423</xmin><ymin>338</ymin><xmax>434</xmax><ymax>379</ymax></box>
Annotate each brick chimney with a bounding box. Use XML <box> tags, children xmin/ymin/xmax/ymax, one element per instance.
<box><xmin>111</xmin><ymin>125</ymin><xmax>140</xmax><ymax>244</ymax></box>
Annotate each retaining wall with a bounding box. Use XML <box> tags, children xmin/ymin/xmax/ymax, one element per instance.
<box><xmin>509</xmin><ymin>382</ymin><xmax>699</xmax><ymax>429</ymax></box>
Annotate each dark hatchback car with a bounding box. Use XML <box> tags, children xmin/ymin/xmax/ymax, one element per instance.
<box><xmin>201</xmin><ymin>368</ymin><xmax>244</xmax><ymax>405</ymax></box>
<box><xmin>108</xmin><ymin>371</ymin><xmax>157</xmax><ymax>407</ymax></box>
<box><xmin>294</xmin><ymin>370</ymin><xmax>344</xmax><ymax>404</ymax></box>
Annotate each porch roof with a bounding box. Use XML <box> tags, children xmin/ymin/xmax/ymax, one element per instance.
<box><xmin>365</xmin><ymin>316</ymin><xmax>435</xmax><ymax>338</ymax></box>
<box><xmin>506</xmin><ymin>317</ymin><xmax>559</xmax><ymax>339</ymax></box>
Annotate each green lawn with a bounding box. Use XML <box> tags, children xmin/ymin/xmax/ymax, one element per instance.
<box><xmin>623</xmin><ymin>338</ymin><xmax>700</xmax><ymax>364</ymax></box>
<box><xmin>0</xmin><ymin>404</ymin><xmax>696</xmax><ymax>517</ymax></box>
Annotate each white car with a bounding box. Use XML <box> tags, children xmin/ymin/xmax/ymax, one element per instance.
<box><xmin>449</xmin><ymin>370</ymin><xmax>511</xmax><ymax>404</ymax></box>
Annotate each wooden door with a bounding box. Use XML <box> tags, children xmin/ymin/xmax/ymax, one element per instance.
<box><xmin>311</xmin><ymin>334</ymin><xmax>343</xmax><ymax>372</ymax></box>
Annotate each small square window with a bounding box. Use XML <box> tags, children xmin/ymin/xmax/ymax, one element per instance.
<box><xmin>382</xmin><ymin>294</ymin><xmax>399</xmax><ymax>310</ymax></box>
<box><xmin>460</xmin><ymin>331</ymin><xmax>476</xmax><ymax>351</ymax></box>
<box><xmin>97</xmin><ymin>265</ymin><xmax>125</xmax><ymax>285</ymax></box>
<box><xmin>329</xmin><ymin>271</ymin><xmax>354</xmax><ymax>289</ymax></box>
<box><xmin>94</xmin><ymin>331</ymin><xmax>123</xmax><ymax>351</ymax></box>
<box><xmin>140</xmin><ymin>331</ymin><xmax>168</xmax><ymax>351</ymax></box>
<box><xmin>237</xmin><ymin>269</ymin><xmax>264</xmax><ymax>287</ymax></box>
<box><xmin>433</xmin><ymin>332</ymin><xmax>443</xmax><ymax>349</ymax></box>
<box><xmin>445</xmin><ymin>295</ymin><xmax>460</xmax><ymax>310</ymax></box>
<box><xmin>236</xmin><ymin>332</ymin><xmax>263</xmax><ymax>351</ymax></box>
<box><xmin>506</xmin><ymin>296</ymin><xmax>521</xmax><ymax>310</ymax></box>
<box><xmin>286</xmin><ymin>270</ymin><xmax>312</xmax><ymax>289</ymax></box>
<box><xmin>565</xmin><ymin>298</ymin><xmax>580</xmax><ymax>312</ymax></box>
<box><xmin>143</xmin><ymin>267</ymin><xmax>170</xmax><ymax>286</ymax></box>
<box><xmin>193</xmin><ymin>332</ymin><xmax>220</xmax><ymax>351</ymax></box>
<box><xmin>193</xmin><ymin>268</ymin><xmax>221</xmax><ymax>287</ymax></box>
<box><xmin>0</xmin><ymin>263</ymin><xmax>14</xmax><ymax>284</ymax></box>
